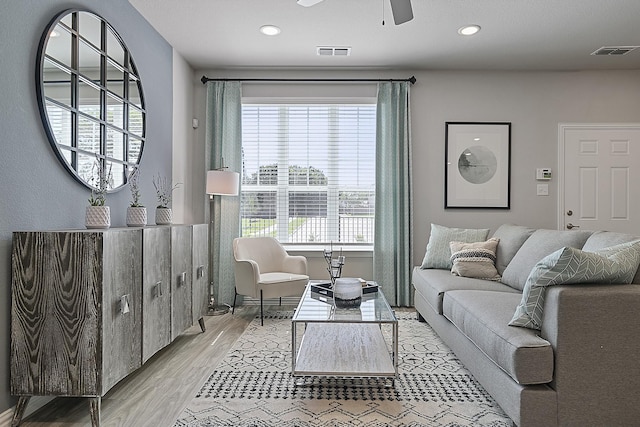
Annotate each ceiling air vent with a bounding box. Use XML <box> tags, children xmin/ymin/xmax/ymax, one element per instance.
<box><xmin>317</xmin><ymin>46</ymin><xmax>351</xmax><ymax>57</ymax></box>
<box><xmin>591</xmin><ymin>46</ymin><xmax>639</xmax><ymax>56</ymax></box>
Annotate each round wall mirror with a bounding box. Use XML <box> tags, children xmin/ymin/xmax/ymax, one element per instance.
<box><xmin>36</xmin><ymin>9</ymin><xmax>146</xmax><ymax>190</ymax></box>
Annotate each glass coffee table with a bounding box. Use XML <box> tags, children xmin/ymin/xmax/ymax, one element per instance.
<box><xmin>291</xmin><ymin>282</ymin><xmax>398</xmax><ymax>382</ymax></box>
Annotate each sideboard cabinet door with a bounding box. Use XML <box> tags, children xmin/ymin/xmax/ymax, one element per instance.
<box><xmin>192</xmin><ymin>224</ymin><xmax>209</xmax><ymax>325</ymax></box>
<box><xmin>11</xmin><ymin>229</ymin><xmax>142</xmax><ymax>398</ymax></box>
<box><xmin>142</xmin><ymin>227</ymin><xmax>172</xmax><ymax>363</ymax></box>
<box><xmin>12</xmin><ymin>232</ymin><xmax>101</xmax><ymax>397</ymax></box>
<box><xmin>101</xmin><ymin>230</ymin><xmax>143</xmax><ymax>392</ymax></box>
<box><xmin>171</xmin><ymin>225</ymin><xmax>193</xmax><ymax>340</ymax></box>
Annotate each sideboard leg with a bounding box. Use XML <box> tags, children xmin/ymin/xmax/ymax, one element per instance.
<box><xmin>198</xmin><ymin>316</ymin><xmax>206</xmax><ymax>332</ymax></box>
<box><xmin>88</xmin><ymin>397</ymin><xmax>101</xmax><ymax>427</ymax></box>
<box><xmin>11</xmin><ymin>396</ymin><xmax>30</xmax><ymax>427</ymax></box>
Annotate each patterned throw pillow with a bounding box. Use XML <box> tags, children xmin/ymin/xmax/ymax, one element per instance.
<box><xmin>509</xmin><ymin>240</ymin><xmax>640</xmax><ymax>330</ymax></box>
<box><xmin>450</xmin><ymin>238</ymin><xmax>501</xmax><ymax>281</ymax></box>
<box><xmin>421</xmin><ymin>224</ymin><xmax>490</xmax><ymax>269</ymax></box>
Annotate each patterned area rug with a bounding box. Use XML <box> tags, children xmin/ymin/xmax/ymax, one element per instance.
<box><xmin>174</xmin><ymin>310</ymin><xmax>512</xmax><ymax>426</ymax></box>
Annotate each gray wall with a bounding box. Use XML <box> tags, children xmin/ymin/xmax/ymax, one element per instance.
<box><xmin>0</xmin><ymin>0</ymin><xmax>173</xmax><ymax>413</ymax></box>
<box><xmin>411</xmin><ymin>69</ymin><xmax>640</xmax><ymax>264</ymax></box>
<box><xmin>192</xmin><ymin>68</ymin><xmax>640</xmax><ymax>273</ymax></box>
<box><xmin>172</xmin><ymin>51</ymin><xmax>198</xmax><ymax>225</ymax></box>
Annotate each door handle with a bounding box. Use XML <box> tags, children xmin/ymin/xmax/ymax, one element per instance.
<box><xmin>566</xmin><ymin>223</ymin><xmax>580</xmax><ymax>230</ymax></box>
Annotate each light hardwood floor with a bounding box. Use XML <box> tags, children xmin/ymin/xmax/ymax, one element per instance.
<box><xmin>16</xmin><ymin>305</ymin><xmax>264</xmax><ymax>427</ymax></box>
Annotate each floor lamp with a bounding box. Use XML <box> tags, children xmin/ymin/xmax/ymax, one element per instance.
<box><xmin>206</xmin><ymin>168</ymin><xmax>240</xmax><ymax>315</ymax></box>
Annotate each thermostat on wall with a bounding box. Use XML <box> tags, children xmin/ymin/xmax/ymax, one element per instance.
<box><xmin>536</xmin><ymin>168</ymin><xmax>552</xmax><ymax>180</ymax></box>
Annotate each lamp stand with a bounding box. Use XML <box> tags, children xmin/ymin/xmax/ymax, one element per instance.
<box><xmin>208</xmin><ymin>195</ymin><xmax>230</xmax><ymax>316</ymax></box>
<box><xmin>206</xmin><ymin>166</ymin><xmax>240</xmax><ymax>316</ymax></box>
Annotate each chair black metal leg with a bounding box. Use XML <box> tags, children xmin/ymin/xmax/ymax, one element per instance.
<box><xmin>232</xmin><ymin>289</ymin><xmax>238</xmax><ymax>314</ymax></box>
<box><xmin>260</xmin><ymin>290</ymin><xmax>264</xmax><ymax>326</ymax></box>
<box><xmin>279</xmin><ymin>297</ymin><xmax>282</xmax><ymax>306</ymax></box>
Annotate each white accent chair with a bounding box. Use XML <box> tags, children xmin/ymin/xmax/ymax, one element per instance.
<box><xmin>232</xmin><ymin>237</ymin><xmax>309</xmax><ymax>325</ymax></box>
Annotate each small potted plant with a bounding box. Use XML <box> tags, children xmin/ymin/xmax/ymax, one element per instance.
<box><xmin>153</xmin><ymin>174</ymin><xmax>180</xmax><ymax>225</ymax></box>
<box><xmin>126</xmin><ymin>166</ymin><xmax>147</xmax><ymax>227</ymax></box>
<box><xmin>86</xmin><ymin>157</ymin><xmax>112</xmax><ymax>229</ymax></box>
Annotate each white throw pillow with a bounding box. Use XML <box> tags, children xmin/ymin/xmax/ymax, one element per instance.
<box><xmin>421</xmin><ymin>224</ymin><xmax>490</xmax><ymax>269</ymax></box>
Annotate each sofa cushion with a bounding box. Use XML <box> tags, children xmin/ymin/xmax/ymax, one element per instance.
<box><xmin>582</xmin><ymin>231</ymin><xmax>640</xmax><ymax>284</ymax></box>
<box><xmin>443</xmin><ymin>290</ymin><xmax>553</xmax><ymax>385</ymax></box>
<box><xmin>490</xmin><ymin>224</ymin><xmax>536</xmax><ymax>274</ymax></box>
<box><xmin>449</xmin><ymin>238</ymin><xmax>501</xmax><ymax>281</ymax></box>
<box><xmin>501</xmin><ymin>229</ymin><xmax>593</xmax><ymax>291</ymax></box>
<box><xmin>509</xmin><ymin>240</ymin><xmax>640</xmax><ymax>330</ymax></box>
<box><xmin>582</xmin><ymin>231</ymin><xmax>640</xmax><ymax>251</ymax></box>
<box><xmin>412</xmin><ymin>267</ymin><xmax>519</xmax><ymax>315</ymax></box>
<box><xmin>420</xmin><ymin>224</ymin><xmax>490</xmax><ymax>269</ymax></box>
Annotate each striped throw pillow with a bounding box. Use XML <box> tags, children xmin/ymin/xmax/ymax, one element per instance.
<box><xmin>449</xmin><ymin>238</ymin><xmax>501</xmax><ymax>281</ymax></box>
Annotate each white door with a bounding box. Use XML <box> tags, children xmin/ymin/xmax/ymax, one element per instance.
<box><xmin>559</xmin><ymin>124</ymin><xmax>640</xmax><ymax>233</ymax></box>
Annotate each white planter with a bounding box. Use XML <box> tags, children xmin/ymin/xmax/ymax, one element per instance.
<box><xmin>126</xmin><ymin>206</ymin><xmax>147</xmax><ymax>227</ymax></box>
<box><xmin>85</xmin><ymin>206</ymin><xmax>111</xmax><ymax>229</ymax></box>
<box><xmin>155</xmin><ymin>207</ymin><xmax>173</xmax><ymax>225</ymax></box>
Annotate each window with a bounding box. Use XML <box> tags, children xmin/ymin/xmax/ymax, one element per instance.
<box><xmin>241</xmin><ymin>103</ymin><xmax>376</xmax><ymax>244</ymax></box>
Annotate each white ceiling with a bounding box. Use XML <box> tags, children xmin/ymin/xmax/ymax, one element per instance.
<box><xmin>128</xmin><ymin>0</ymin><xmax>640</xmax><ymax>71</ymax></box>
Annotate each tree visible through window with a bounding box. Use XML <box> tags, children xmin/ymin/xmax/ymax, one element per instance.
<box><xmin>241</xmin><ymin>103</ymin><xmax>376</xmax><ymax>244</ymax></box>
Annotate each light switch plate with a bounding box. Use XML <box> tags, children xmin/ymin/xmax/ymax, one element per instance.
<box><xmin>537</xmin><ymin>184</ymin><xmax>549</xmax><ymax>196</ymax></box>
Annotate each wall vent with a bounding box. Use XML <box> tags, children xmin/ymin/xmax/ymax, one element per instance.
<box><xmin>317</xmin><ymin>46</ymin><xmax>351</xmax><ymax>56</ymax></box>
<box><xmin>591</xmin><ymin>46</ymin><xmax>639</xmax><ymax>56</ymax></box>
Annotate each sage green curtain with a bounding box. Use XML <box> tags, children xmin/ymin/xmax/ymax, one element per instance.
<box><xmin>374</xmin><ymin>82</ymin><xmax>413</xmax><ymax>307</ymax></box>
<box><xmin>205</xmin><ymin>81</ymin><xmax>242</xmax><ymax>306</ymax></box>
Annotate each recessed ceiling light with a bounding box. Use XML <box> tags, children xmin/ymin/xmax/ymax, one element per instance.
<box><xmin>260</xmin><ymin>25</ymin><xmax>281</xmax><ymax>36</ymax></box>
<box><xmin>297</xmin><ymin>0</ymin><xmax>323</xmax><ymax>6</ymax></box>
<box><xmin>458</xmin><ymin>25</ymin><xmax>481</xmax><ymax>36</ymax></box>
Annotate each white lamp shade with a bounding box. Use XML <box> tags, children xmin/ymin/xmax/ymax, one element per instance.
<box><xmin>206</xmin><ymin>170</ymin><xmax>239</xmax><ymax>195</ymax></box>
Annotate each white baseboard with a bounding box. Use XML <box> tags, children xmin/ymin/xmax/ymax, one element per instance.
<box><xmin>0</xmin><ymin>407</ymin><xmax>12</xmax><ymax>426</ymax></box>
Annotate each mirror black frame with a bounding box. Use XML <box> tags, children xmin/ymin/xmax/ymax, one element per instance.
<box><xmin>36</xmin><ymin>9</ymin><xmax>146</xmax><ymax>190</ymax></box>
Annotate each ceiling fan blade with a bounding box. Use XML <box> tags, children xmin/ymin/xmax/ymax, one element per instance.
<box><xmin>390</xmin><ymin>0</ymin><xmax>413</xmax><ymax>25</ymax></box>
<box><xmin>297</xmin><ymin>0</ymin><xmax>324</xmax><ymax>7</ymax></box>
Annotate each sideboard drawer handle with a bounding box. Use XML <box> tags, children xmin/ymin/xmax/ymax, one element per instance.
<box><xmin>178</xmin><ymin>271</ymin><xmax>186</xmax><ymax>287</ymax></box>
<box><xmin>153</xmin><ymin>281</ymin><xmax>163</xmax><ymax>298</ymax></box>
<box><xmin>119</xmin><ymin>294</ymin><xmax>130</xmax><ymax>315</ymax></box>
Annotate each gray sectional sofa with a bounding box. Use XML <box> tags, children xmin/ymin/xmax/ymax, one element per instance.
<box><xmin>412</xmin><ymin>224</ymin><xmax>640</xmax><ymax>427</ymax></box>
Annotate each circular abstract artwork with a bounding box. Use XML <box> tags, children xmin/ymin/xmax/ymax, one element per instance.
<box><xmin>458</xmin><ymin>145</ymin><xmax>497</xmax><ymax>184</ymax></box>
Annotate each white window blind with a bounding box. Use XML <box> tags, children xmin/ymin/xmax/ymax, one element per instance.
<box><xmin>241</xmin><ymin>103</ymin><xmax>376</xmax><ymax>244</ymax></box>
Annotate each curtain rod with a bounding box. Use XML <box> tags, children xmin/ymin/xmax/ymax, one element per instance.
<box><xmin>201</xmin><ymin>75</ymin><xmax>416</xmax><ymax>85</ymax></box>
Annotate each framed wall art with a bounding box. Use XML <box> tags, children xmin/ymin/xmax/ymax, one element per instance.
<box><xmin>445</xmin><ymin>122</ymin><xmax>511</xmax><ymax>209</ymax></box>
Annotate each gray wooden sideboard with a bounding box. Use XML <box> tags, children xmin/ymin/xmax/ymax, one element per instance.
<box><xmin>10</xmin><ymin>224</ymin><xmax>209</xmax><ymax>426</ymax></box>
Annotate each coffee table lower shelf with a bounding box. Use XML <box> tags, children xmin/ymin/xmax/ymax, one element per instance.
<box><xmin>292</xmin><ymin>323</ymin><xmax>396</xmax><ymax>379</ymax></box>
